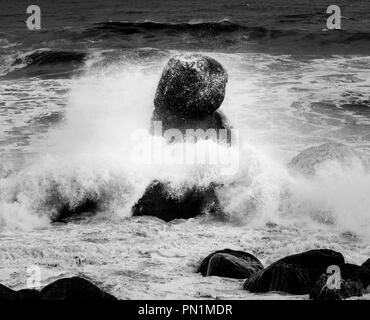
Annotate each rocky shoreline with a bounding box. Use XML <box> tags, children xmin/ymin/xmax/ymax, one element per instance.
<box><xmin>1</xmin><ymin>248</ymin><xmax>369</xmax><ymax>300</ymax></box>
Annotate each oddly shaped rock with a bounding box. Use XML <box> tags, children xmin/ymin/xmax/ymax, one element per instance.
<box><xmin>154</xmin><ymin>53</ymin><xmax>228</xmax><ymax>119</ymax></box>
<box><xmin>0</xmin><ymin>283</ymin><xmax>18</xmax><ymax>300</ymax></box>
<box><xmin>288</xmin><ymin>142</ymin><xmax>366</xmax><ymax>176</ymax></box>
<box><xmin>18</xmin><ymin>289</ymin><xmax>40</xmax><ymax>300</ymax></box>
<box><xmin>199</xmin><ymin>249</ymin><xmax>263</xmax><ymax>279</ymax></box>
<box><xmin>362</xmin><ymin>258</ymin><xmax>370</xmax><ymax>271</ymax></box>
<box><xmin>132</xmin><ymin>180</ymin><xmax>222</xmax><ymax>222</ymax></box>
<box><xmin>243</xmin><ymin>249</ymin><xmax>345</xmax><ymax>294</ymax></box>
<box><xmin>40</xmin><ymin>277</ymin><xmax>117</xmax><ymax>300</ymax></box>
<box><xmin>309</xmin><ymin>264</ymin><xmax>370</xmax><ymax>300</ymax></box>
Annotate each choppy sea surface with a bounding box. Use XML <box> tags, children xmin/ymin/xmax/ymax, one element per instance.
<box><xmin>1</xmin><ymin>0</ymin><xmax>370</xmax><ymax>299</ymax></box>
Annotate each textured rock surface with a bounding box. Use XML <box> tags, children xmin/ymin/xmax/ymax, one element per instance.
<box><xmin>243</xmin><ymin>249</ymin><xmax>345</xmax><ymax>294</ymax></box>
<box><xmin>199</xmin><ymin>249</ymin><xmax>263</xmax><ymax>279</ymax></box>
<box><xmin>154</xmin><ymin>53</ymin><xmax>228</xmax><ymax>119</ymax></box>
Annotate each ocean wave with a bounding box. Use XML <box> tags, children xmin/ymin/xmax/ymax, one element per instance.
<box><xmin>1</xmin><ymin>52</ymin><xmax>370</xmax><ymax>234</ymax></box>
<box><xmin>11</xmin><ymin>49</ymin><xmax>86</xmax><ymax>67</ymax></box>
<box><xmin>1</xmin><ymin>49</ymin><xmax>87</xmax><ymax>78</ymax></box>
<box><xmin>89</xmin><ymin>19</ymin><xmax>243</xmax><ymax>35</ymax></box>
<box><xmin>84</xmin><ymin>19</ymin><xmax>299</xmax><ymax>42</ymax></box>
<box><xmin>79</xmin><ymin>20</ymin><xmax>370</xmax><ymax>54</ymax></box>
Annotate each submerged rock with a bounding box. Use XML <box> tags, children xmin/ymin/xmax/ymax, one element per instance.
<box><xmin>199</xmin><ymin>249</ymin><xmax>263</xmax><ymax>279</ymax></box>
<box><xmin>40</xmin><ymin>277</ymin><xmax>117</xmax><ymax>300</ymax></box>
<box><xmin>243</xmin><ymin>249</ymin><xmax>345</xmax><ymax>295</ymax></box>
<box><xmin>154</xmin><ymin>53</ymin><xmax>228</xmax><ymax>119</ymax></box>
<box><xmin>132</xmin><ymin>180</ymin><xmax>222</xmax><ymax>222</ymax></box>
<box><xmin>288</xmin><ymin>142</ymin><xmax>366</xmax><ymax>176</ymax></box>
<box><xmin>0</xmin><ymin>283</ymin><xmax>18</xmax><ymax>300</ymax></box>
<box><xmin>310</xmin><ymin>264</ymin><xmax>370</xmax><ymax>300</ymax></box>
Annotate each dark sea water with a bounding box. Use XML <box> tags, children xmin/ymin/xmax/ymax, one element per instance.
<box><xmin>0</xmin><ymin>0</ymin><xmax>370</xmax><ymax>299</ymax></box>
<box><xmin>1</xmin><ymin>0</ymin><xmax>370</xmax><ymax>54</ymax></box>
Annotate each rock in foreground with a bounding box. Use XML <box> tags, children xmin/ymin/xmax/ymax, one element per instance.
<box><xmin>40</xmin><ymin>277</ymin><xmax>117</xmax><ymax>300</ymax></box>
<box><xmin>199</xmin><ymin>249</ymin><xmax>263</xmax><ymax>279</ymax></box>
<box><xmin>243</xmin><ymin>249</ymin><xmax>345</xmax><ymax>295</ymax></box>
<box><xmin>310</xmin><ymin>264</ymin><xmax>370</xmax><ymax>300</ymax></box>
<box><xmin>132</xmin><ymin>180</ymin><xmax>222</xmax><ymax>222</ymax></box>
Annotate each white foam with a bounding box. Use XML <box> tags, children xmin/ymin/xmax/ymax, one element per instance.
<box><xmin>0</xmin><ymin>52</ymin><xmax>370</xmax><ymax>238</ymax></box>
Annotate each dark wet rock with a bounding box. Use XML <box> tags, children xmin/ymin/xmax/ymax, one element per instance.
<box><xmin>310</xmin><ymin>274</ymin><xmax>362</xmax><ymax>300</ymax></box>
<box><xmin>40</xmin><ymin>277</ymin><xmax>117</xmax><ymax>300</ymax></box>
<box><xmin>310</xmin><ymin>263</ymin><xmax>370</xmax><ymax>300</ymax></box>
<box><xmin>199</xmin><ymin>249</ymin><xmax>263</xmax><ymax>279</ymax></box>
<box><xmin>132</xmin><ymin>180</ymin><xmax>222</xmax><ymax>222</ymax></box>
<box><xmin>18</xmin><ymin>289</ymin><xmax>40</xmax><ymax>300</ymax></box>
<box><xmin>288</xmin><ymin>142</ymin><xmax>367</xmax><ymax>176</ymax></box>
<box><xmin>51</xmin><ymin>198</ymin><xmax>99</xmax><ymax>223</ymax></box>
<box><xmin>150</xmin><ymin>54</ymin><xmax>232</xmax><ymax>143</ymax></box>
<box><xmin>342</xmin><ymin>263</ymin><xmax>370</xmax><ymax>289</ymax></box>
<box><xmin>154</xmin><ymin>53</ymin><xmax>228</xmax><ymax>119</ymax></box>
<box><xmin>243</xmin><ymin>249</ymin><xmax>345</xmax><ymax>294</ymax></box>
<box><xmin>0</xmin><ymin>283</ymin><xmax>18</xmax><ymax>300</ymax></box>
<box><xmin>362</xmin><ymin>258</ymin><xmax>370</xmax><ymax>271</ymax></box>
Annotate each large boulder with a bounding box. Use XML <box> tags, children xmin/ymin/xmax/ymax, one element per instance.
<box><xmin>243</xmin><ymin>249</ymin><xmax>345</xmax><ymax>295</ymax></box>
<box><xmin>134</xmin><ymin>55</ymin><xmax>230</xmax><ymax>223</ymax></box>
<box><xmin>310</xmin><ymin>263</ymin><xmax>370</xmax><ymax>300</ymax></box>
<box><xmin>151</xmin><ymin>54</ymin><xmax>231</xmax><ymax>140</ymax></box>
<box><xmin>288</xmin><ymin>142</ymin><xmax>366</xmax><ymax>176</ymax></box>
<box><xmin>199</xmin><ymin>249</ymin><xmax>263</xmax><ymax>279</ymax></box>
<box><xmin>154</xmin><ymin>53</ymin><xmax>228</xmax><ymax>120</ymax></box>
<box><xmin>362</xmin><ymin>258</ymin><xmax>370</xmax><ymax>271</ymax></box>
<box><xmin>132</xmin><ymin>180</ymin><xmax>222</xmax><ymax>222</ymax></box>
<box><xmin>40</xmin><ymin>277</ymin><xmax>117</xmax><ymax>300</ymax></box>
<box><xmin>0</xmin><ymin>283</ymin><xmax>18</xmax><ymax>300</ymax></box>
